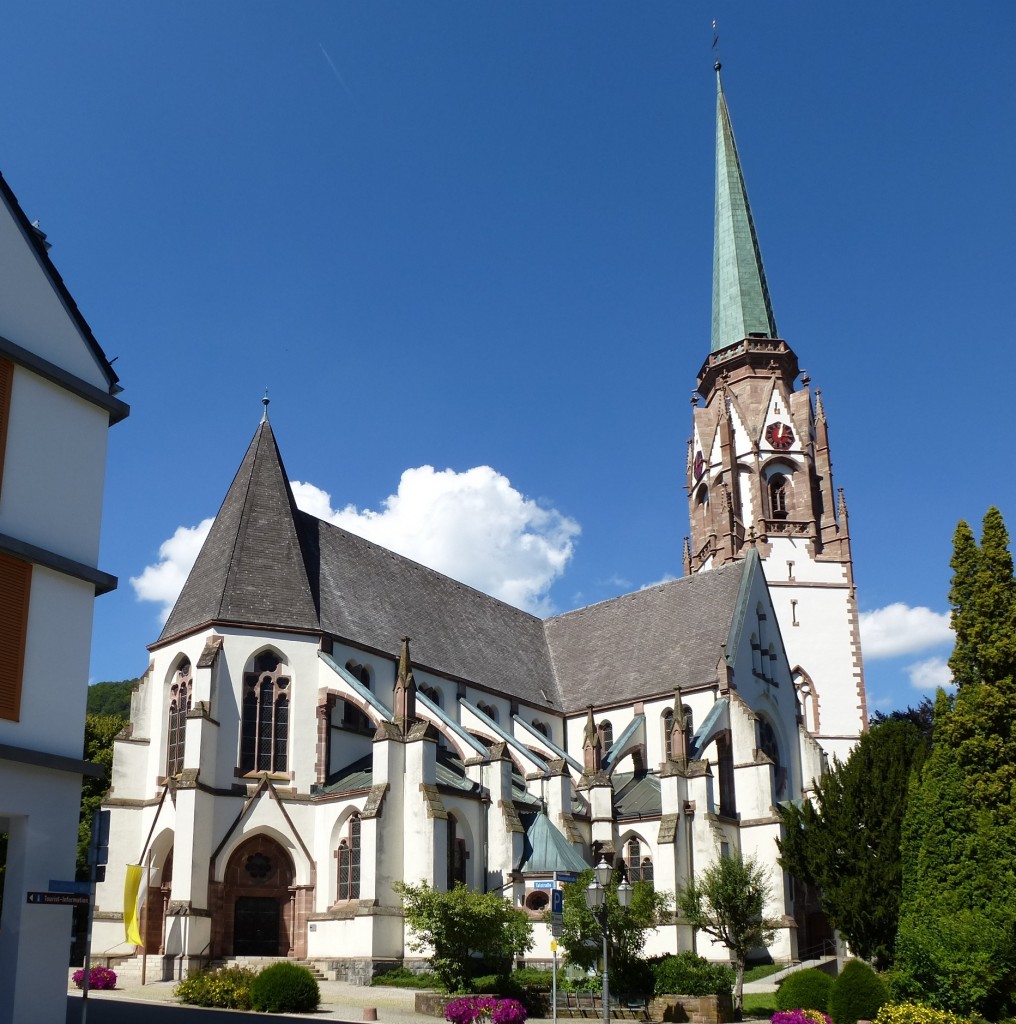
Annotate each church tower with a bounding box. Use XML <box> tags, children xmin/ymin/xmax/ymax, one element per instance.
<box><xmin>685</xmin><ymin>65</ymin><xmax>866</xmax><ymax>760</ymax></box>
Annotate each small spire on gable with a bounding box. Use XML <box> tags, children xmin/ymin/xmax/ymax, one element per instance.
<box><xmin>670</xmin><ymin>686</ymin><xmax>688</xmax><ymax>762</ymax></box>
<box><xmin>393</xmin><ymin>635</ymin><xmax>418</xmax><ymax>733</ymax></box>
<box><xmin>711</xmin><ymin>63</ymin><xmax>779</xmax><ymax>353</ymax></box>
<box><xmin>582</xmin><ymin>704</ymin><xmax>602</xmax><ymax>772</ymax></box>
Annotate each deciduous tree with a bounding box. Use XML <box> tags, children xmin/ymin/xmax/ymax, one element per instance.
<box><xmin>393</xmin><ymin>881</ymin><xmax>533</xmax><ymax>993</ymax></box>
<box><xmin>676</xmin><ymin>852</ymin><xmax>779</xmax><ymax>1014</ymax></box>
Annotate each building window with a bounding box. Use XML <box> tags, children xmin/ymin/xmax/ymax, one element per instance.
<box><xmin>0</xmin><ymin>357</ymin><xmax>12</xmax><ymax>497</ymax></box>
<box><xmin>533</xmin><ymin>720</ymin><xmax>549</xmax><ymax>738</ymax></box>
<box><xmin>337</xmin><ymin>814</ymin><xmax>361</xmax><ymax>901</ymax></box>
<box><xmin>477</xmin><ymin>701</ymin><xmax>499</xmax><ymax>723</ymax></box>
<box><xmin>342</xmin><ymin>661</ymin><xmax>373</xmax><ymax>731</ymax></box>
<box><xmin>682</xmin><ymin>704</ymin><xmax>694</xmax><ymax>756</ymax></box>
<box><xmin>717</xmin><ymin>731</ymin><xmax>736</xmax><ymax>817</ymax></box>
<box><xmin>0</xmin><ymin>550</ymin><xmax>31</xmax><ymax>721</ymax></box>
<box><xmin>661</xmin><ymin>708</ymin><xmax>674</xmax><ymax>758</ymax></box>
<box><xmin>769</xmin><ymin>473</ymin><xmax>788</xmax><ymax>519</ymax></box>
<box><xmin>420</xmin><ymin>684</ymin><xmax>441</xmax><ymax>707</ymax></box>
<box><xmin>598</xmin><ymin>720</ymin><xmax>613</xmax><ymax>753</ymax></box>
<box><xmin>240</xmin><ymin>651</ymin><xmax>290</xmax><ymax>773</ymax></box>
<box><xmin>166</xmin><ymin>659</ymin><xmax>192</xmax><ymax>776</ymax></box>
<box><xmin>624</xmin><ymin>838</ymin><xmax>653</xmax><ymax>886</ymax></box>
<box><xmin>447</xmin><ymin>814</ymin><xmax>467</xmax><ymax>889</ymax></box>
<box><xmin>758</xmin><ymin>718</ymin><xmax>786</xmax><ymax>798</ymax></box>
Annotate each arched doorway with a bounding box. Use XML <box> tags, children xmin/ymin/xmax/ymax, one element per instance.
<box><xmin>219</xmin><ymin>835</ymin><xmax>295</xmax><ymax>957</ymax></box>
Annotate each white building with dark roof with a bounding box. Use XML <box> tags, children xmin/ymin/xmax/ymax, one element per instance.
<box><xmin>91</xmin><ymin>67</ymin><xmax>863</xmax><ymax>981</ymax></box>
<box><xmin>0</xmin><ymin>170</ymin><xmax>128</xmax><ymax>1024</ymax></box>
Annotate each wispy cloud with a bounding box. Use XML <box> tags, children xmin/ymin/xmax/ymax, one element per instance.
<box><xmin>859</xmin><ymin>602</ymin><xmax>952</xmax><ymax>660</ymax></box>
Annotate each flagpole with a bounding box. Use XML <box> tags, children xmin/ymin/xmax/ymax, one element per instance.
<box><xmin>140</xmin><ymin>849</ymin><xmax>152</xmax><ymax>985</ymax></box>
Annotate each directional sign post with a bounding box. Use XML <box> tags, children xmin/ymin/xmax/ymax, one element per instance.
<box><xmin>550</xmin><ymin>887</ymin><xmax>564</xmax><ymax>936</ymax></box>
<box><xmin>26</xmin><ymin>891</ymin><xmax>90</xmax><ymax>907</ymax></box>
<box><xmin>50</xmin><ymin>879</ymin><xmax>93</xmax><ymax>895</ymax></box>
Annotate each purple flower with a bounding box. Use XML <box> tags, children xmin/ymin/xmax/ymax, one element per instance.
<box><xmin>771</xmin><ymin>1011</ymin><xmax>831</xmax><ymax>1024</ymax></box>
<box><xmin>71</xmin><ymin>966</ymin><xmax>117</xmax><ymax>990</ymax></box>
<box><xmin>445</xmin><ymin>996</ymin><xmax>527</xmax><ymax>1024</ymax></box>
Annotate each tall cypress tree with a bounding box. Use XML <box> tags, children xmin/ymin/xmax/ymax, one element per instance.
<box><xmin>893</xmin><ymin>509</ymin><xmax>1016</xmax><ymax>1019</ymax></box>
<box><xmin>947</xmin><ymin>519</ymin><xmax>980</xmax><ymax>686</ymax></box>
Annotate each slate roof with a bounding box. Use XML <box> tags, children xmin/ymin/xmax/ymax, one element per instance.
<box><xmin>544</xmin><ymin>561</ymin><xmax>746</xmax><ymax>711</ymax></box>
<box><xmin>158</xmin><ymin>420</ymin><xmax>750</xmax><ymax>716</ymax></box>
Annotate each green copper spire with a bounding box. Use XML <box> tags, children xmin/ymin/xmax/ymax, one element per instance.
<box><xmin>711</xmin><ymin>63</ymin><xmax>777</xmax><ymax>352</ymax></box>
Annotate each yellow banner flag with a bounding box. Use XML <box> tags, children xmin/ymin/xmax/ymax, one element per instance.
<box><xmin>123</xmin><ymin>864</ymin><xmax>144</xmax><ymax>946</ymax></box>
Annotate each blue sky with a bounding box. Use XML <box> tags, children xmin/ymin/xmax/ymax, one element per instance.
<box><xmin>3</xmin><ymin>2</ymin><xmax>1014</xmax><ymax>713</ymax></box>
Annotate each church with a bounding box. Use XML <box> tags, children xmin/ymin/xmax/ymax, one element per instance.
<box><xmin>91</xmin><ymin>66</ymin><xmax>866</xmax><ymax>981</ymax></box>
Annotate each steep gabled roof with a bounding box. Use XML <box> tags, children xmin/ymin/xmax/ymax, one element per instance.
<box><xmin>544</xmin><ymin>560</ymin><xmax>746</xmax><ymax>711</ymax></box>
<box><xmin>160</xmin><ymin>418</ymin><xmax>319</xmax><ymax>640</ymax></box>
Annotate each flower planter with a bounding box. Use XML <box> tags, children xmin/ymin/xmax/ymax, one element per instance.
<box><xmin>648</xmin><ymin>993</ymin><xmax>734</xmax><ymax>1024</ymax></box>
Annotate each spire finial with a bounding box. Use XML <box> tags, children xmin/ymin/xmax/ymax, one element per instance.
<box><xmin>261</xmin><ymin>389</ymin><xmax>270</xmax><ymax>424</ymax></box>
<box><xmin>712</xmin><ymin>18</ymin><xmax>721</xmax><ymax>73</ymax></box>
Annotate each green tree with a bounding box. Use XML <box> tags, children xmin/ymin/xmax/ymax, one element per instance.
<box><xmin>676</xmin><ymin>851</ymin><xmax>779</xmax><ymax>1015</ymax></box>
<box><xmin>948</xmin><ymin>519</ymin><xmax>980</xmax><ymax>687</ymax></box>
<box><xmin>893</xmin><ymin>508</ymin><xmax>1016</xmax><ymax>1019</ymax></box>
<box><xmin>869</xmin><ymin>696</ymin><xmax>935</xmax><ymax>747</ymax></box>
<box><xmin>77</xmin><ymin>713</ymin><xmax>127</xmax><ymax>875</ymax></box>
<box><xmin>557</xmin><ymin>868</ymin><xmax>672</xmax><ymax>991</ymax></box>
<box><xmin>86</xmin><ymin>679</ymin><xmax>135</xmax><ymax>718</ymax></box>
<box><xmin>393</xmin><ymin>881</ymin><xmax>533</xmax><ymax>993</ymax></box>
<box><xmin>778</xmin><ymin>719</ymin><xmax>926</xmax><ymax>970</ymax></box>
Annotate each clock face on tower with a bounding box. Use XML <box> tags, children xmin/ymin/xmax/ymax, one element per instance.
<box><xmin>693</xmin><ymin>451</ymin><xmax>705</xmax><ymax>481</ymax></box>
<box><xmin>765</xmin><ymin>421</ymin><xmax>795</xmax><ymax>451</ymax></box>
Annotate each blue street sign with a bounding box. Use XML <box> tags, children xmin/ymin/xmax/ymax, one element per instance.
<box><xmin>49</xmin><ymin>880</ymin><xmax>92</xmax><ymax>894</ymax></box>
<box><xmin>551</xmin><ymin>889</ymin><xmax>564</xmax><ymax>914</ymax></box>
<box><xmin>532</xmin><ymin>880</ymin><xmax>555</xmax><ymax>889</ymax></box>
<box><xmin>555</xmin><ymin>872</ymin><xmax>578</xmax><ymax>883</ymax></box>
<box><xmin>26</xmin><ymin>891</ymin><xmax>90</xmax><ymax>907</ymax></box>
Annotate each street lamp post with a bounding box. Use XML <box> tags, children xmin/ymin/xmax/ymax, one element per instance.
<box><xmin>585</xmin><ymin>857</ymin><xmax>633</xmax><ymax>1024</ymax></box>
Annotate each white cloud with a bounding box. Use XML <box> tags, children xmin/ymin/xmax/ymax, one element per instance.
<box><xmin>640</xmin><ymin>574</ymin><xmax>677</xmax><ymax>591</ymax></box>
<box><xmin>130</xmin><ymin>518</ymin><xmax>214</xmax><ymax>622</ymax></box>
<box><xmin>291</xmin><ymin>466</ymin><xmax>580</xmax><ymax>614</ymax></box>
<box><xmin>906</xmin><ymin>656</ymin><xmax>954</xmax><ymax>691</ymax></box>
<box><xmin>133</xmin><ymin>468</ymin><xmax>580</xmax><ymax>622</ymax></box>
<box><xmin>858</xmin><ymin>603</ymin><xmax>953</xmax><ymax>660</ymax></box>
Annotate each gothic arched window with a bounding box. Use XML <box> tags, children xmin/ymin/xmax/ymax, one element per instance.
<box><xmin>447</xmin><ymin>814</ymin><xmax>466</xmax><ymax>890</ymax></box>
<box><xmin>477</xmin><ymin>701</ymin><xmax>499</xmax><ymax>724</ymax></box>
<box><xmin>769</xmin><ymin>473</ymin><xmax>789</xmax><ymax>520</ymax></box>
<box><xmin>661</xmin><ymin>708</ymin><xmax>674</xmax><ymax>759</ymax></box>
<box><xmin>598</xmin><ymin>720</ymin><xmax>613</xmax><ymax>753</ymax></box>
<box><xmin>343</xmin><ymin>661</ymin><xmax>373</xmax><ymax>732</ymax></box>
<box><xmin>533</xmin><ymin>720</ymin><xmax>549</xmax><ymax>738</ymax></box>
<box><xmin>337</xmin><ymin>814</ymin><xmax>361</xmax><ymax>901</ymax></box>
<box><xmin>420</xmin><ymin>684</ymin><xmax>441</xmax><ymax>707</ymax></box>
<box><xmin>682</xmin><ymin>704</ymin><xmax>694</xmax><ymax>756</ymax></box>
<box><xmin>624</xmin><ymin>838</ymin><xmax>654</xmax><ymax>887</ymax></box>
<box><xmin>166</xmin><ymin>659</ymin><xmax>192</xmax><ymax>777</ymax></box>
<box><xmin>240</xmin><ymin>651</ymin><xmax>290</xmax><ymax>774</ymax></box>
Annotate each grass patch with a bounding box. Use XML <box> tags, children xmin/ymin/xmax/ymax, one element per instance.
<box><xmin>743</xmin><ymin>963</ymin><xmax>787</xmax><ymax>983</ymax></box>
<box><xmin>741</xmin><ymin>991</ymin><xmax>778</xmax><ymax>1019</ymax></box>
<box><xmin>371</xmin><ymin>968</ymin><xmax>441</xmax><ymax>989</ymax></box>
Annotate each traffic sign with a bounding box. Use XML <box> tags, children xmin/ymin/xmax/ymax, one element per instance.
<box><xmin>26</xmin><ymin>891</ymin><xmax>90</xmax><ymax>907</ymax></box>
<box><xmin>49</xmin><ymin>880</ymin><xmax>92</xmax><ymax>895</ymax></box>
<box><xmin>551</xmin><ymin>889</ymin><xmax>564</xmax><ymax>914</ymax></box>
<box><xmin>533</xmin><ymin>880</ymin><xmax>555</xmax><ymax>889</ymax></box>
<box><xmin>555</xmin><ymin>872</ymin><xmax>578</xmax><ymax>883</ymax></box>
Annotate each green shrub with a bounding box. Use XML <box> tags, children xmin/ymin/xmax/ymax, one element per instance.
<box><xmin>511</xmin><ymin>967</ymin><xmax>553</xmax><ymax>990</ymax></box>
<box><xmin>829</xmin><ymin>960</ymin><xmax>888</xmax><ymax>1024</ymax></box>
<box><xmin>652</xmin><ymin>952</ymin><xmax>734</xmax><ymax>997</ymax></box>
<box><xmin>248</xmin><ymin>961</ymin><xmax>320</xmax><ymax>1014</ymax></box>
<box><xmin>775</xmin><ymin>968</ymin><xmax>833</xmax><ymax>1012</ymax></box>
<box><xmin>175</xmin><ymin>966</ymin><xmax>256</xmax><ymax>1009</ymax></box>
<box><xmin>371</xmin><ymin>967</ymin><xmax>440</xmax><ymax>988</ymax></box>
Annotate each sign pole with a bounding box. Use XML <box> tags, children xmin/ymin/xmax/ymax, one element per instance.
<box><xmin>551</xmin><ymin>939</ymin><xmax>558</xmax><ymax>1024</ymax></box>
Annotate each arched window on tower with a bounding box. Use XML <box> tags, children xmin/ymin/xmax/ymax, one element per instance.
<box><xmin>695</xmin><ymin>484</ymin><xmax>709</xmax><ymax>527</ymax></box>
<box><xmin>717</xmin><ymin>731</ymin><xmax>736</xmax><ymax>817</ymax></box>
<box><xmin>447</xmin><ymin>814</ymin><xmax>466</xmax><ymax>890</ymax></box>
<box><xmin>683</xmin><ymin>704</ymin><xmax>694</xmax><ymax>756</ymax></box>
<box><xmin>769</xmin><ymin>473</ymin><xmax>789</xmax><ymax>520</ymax></box>
<box><xmin>337</xmin><ymin>813</ymin><xmax>361</xmax><ymax>901</ymax></box>
<box><xmin>758</xmin><ymin>718</ymin><xmax>786</xmax><ymax>799</ymax></box>
<box><xmin>166</xmin><ymin>659</ymin><xmax>192</xmax><ymax>777</ymax></box>
<box><xmin>240</xmin><ymin>651</ymin><xmax>290</xmax><ymax>774</ymax></box>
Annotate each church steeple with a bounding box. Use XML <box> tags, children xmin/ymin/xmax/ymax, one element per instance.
<box><xmin>711</xmin><ymin>63</ymin><xmax>778</xmax><ymax>353</ymax></box>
